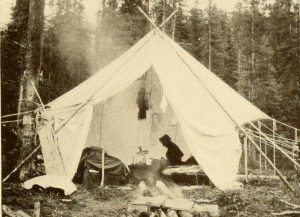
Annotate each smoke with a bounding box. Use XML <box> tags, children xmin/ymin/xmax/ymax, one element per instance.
<box><xmin>135</xmin><ymin>159</ymin><xmax>184</xmax><ymax>199</ymax></box>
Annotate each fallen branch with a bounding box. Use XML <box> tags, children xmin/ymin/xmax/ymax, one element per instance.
<box><xmin>2</xmin><ymin>205</ymin><xmax>31</xmax><ymax>217</ymax></box>
<box><xmin>272</xmin><ymin>210</ymin><xmax>300</xmax><ymax>216</ymax></box>
<box><xmin>280</xmin><ymin>200</ymin><xmax>300</xmax><ymax>209</ymax></box>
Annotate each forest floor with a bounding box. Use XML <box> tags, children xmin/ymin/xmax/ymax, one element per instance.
<box><xmin>2</xmin><ymin>175</ymin><xmax>300</xmax><ymax>217</ymax></box>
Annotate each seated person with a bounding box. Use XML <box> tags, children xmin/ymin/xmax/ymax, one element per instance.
<box><xmin>159</xmin><ymin>134</ymin><xmax>184</xmax><ymax>166</ymax></box>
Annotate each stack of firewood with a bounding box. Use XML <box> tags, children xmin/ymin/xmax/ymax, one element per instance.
<box><xmin>127</xmin><ymin>181</ymin><xmax>219</xmax><ymax>217</ymax></box>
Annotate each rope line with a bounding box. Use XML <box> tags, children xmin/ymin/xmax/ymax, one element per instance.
<box><xmin>1</xmin><ymin>109</ymin><xmax>37</xmax><ymax>119</ymax></box>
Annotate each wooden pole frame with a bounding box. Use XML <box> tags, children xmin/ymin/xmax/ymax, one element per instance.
<box><xmin>248</xmin><ymin>121</ymin><xmax>300</xmax><ymax>169</ymax></box>
<box><xmin>30</xmin><ymin>80</ymin><xmax>45</xmax><ymax>110</ymax></box>
<box><xmin>258</xmin><ymin>121</ymin><xmax>262</xmax><ymax>174</ymax></box>
<box><xmin>100</xmin><ymin>104</ymin><xmax>105</xmax><ymax>187</ymax></box>
<box><xmin>272</xmin><ymin>119</ymin><xmax>276</xmax><ymax>175</ymax></box>
<box><xmin>244</xmin><ymin>136</ymin><xmax>248</xmax><ymax>182</ymax></box>
<box><xmin>136</xmin><ymin>6</ymin><xmax>177</xmax><ymax>30</ymax></box>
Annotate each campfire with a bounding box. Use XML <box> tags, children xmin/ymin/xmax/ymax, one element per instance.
<box><xmin>127</xmin><ymin>180</ymin><xmax>219</xmax><ymax>217</ymax></box>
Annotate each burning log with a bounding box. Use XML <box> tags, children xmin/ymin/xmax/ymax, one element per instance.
<box><xmin>166</xmin><ymin>209</ymin><xmax>178</xmax><ymax>217</ymax></box>
<box><xmin>178</xmin><ymin>211</ymin><xmax>193</xmax><ymax>217</ymax></box>
<box><xmin>130</xmin><ymin>181</ymin><xmax>219</xmax><ymax>217</ymax></box>
<box><xmin>129</xmin><ymin>197</ymin><xmax>219</xmax><ymax>217</ymax></box>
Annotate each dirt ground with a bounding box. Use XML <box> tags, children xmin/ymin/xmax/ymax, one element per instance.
<box><xmin>2</xmin><ymin>177</ymin><xmax>300</xmax><ymax>217</ymax></box>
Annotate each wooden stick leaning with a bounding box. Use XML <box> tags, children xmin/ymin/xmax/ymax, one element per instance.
<box><xmin>159</xmin><ymin>9</ymin><xmax>178</xmax><ymax>28</ymax></box>
<box><xmin>248</xmin><ymin>121</ymin><xmax>300</xmax><ymax>169</ymax></box>
<box><xmin>244</xmin><ymin>136</ymin><xmax>248</xmax><ymax>182</ymax></box>
<box><xmin>2</xmin><ymin>145</ymin><xmax>41</xmax><ymax>182</ymax></box>
<box><xmin>30</xmin><ymin>80</ymin><xmax>45</xmax><ymax>110</ymax></box>
<box><xmin>3</xmin><ymin>82</ymin><xmax>46</xmax><ymax>182</ymax></box>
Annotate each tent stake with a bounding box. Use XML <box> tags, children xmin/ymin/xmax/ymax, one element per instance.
<box><xmin>100</xmin><ymin>149</ymin><xmax>105</xmax><ymax>187</ymax></box>
<box><xmin>244</xmin><ymin>136</ymin><xmax>248</xmax><ymax>182</ymax></box>
<box><xmin>100</xmin><ymin>104</ymin><xmax>105</xmax><ymax>187</ymax></box>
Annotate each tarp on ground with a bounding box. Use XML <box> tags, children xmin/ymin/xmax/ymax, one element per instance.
<box><xmin>33</xmin><ymin>29</ymin><xmax>270</xmax><ymax>193</ymax></box>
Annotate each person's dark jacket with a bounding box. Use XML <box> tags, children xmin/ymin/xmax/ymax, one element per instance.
<box><xmin>164</xmin><ymin>141</ymin><xmax>184</xmax><ymax>165</ymax></box>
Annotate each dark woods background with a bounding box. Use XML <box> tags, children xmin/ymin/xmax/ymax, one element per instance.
<box><xmin>1</xmin><ymin>0</ymin><xmax>300</xmax><ymax>178</ymax></box>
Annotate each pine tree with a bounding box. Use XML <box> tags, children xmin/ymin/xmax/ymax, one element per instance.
<box><xmin>17</xmin><ymin>0</ymin><xmax>45</xmax><ymax>181</ymax></box>
<box><xmin>39</xmin><ymin>0</ymin><xmax>92</xmax><ymax>103</ymax></box>
<box><xmin>1</xmin><ymin>0</ymin><xmax>32</xmax><ymax>178</ymax></box>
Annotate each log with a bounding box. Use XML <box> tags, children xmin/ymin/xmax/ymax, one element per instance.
<box><xmin>131</xmin><ymin>197</ymin><xmax>219</xmax><ymax>217</ymax></box>
<box><xmin>132</xmin><ymin>196</ymin><xmax>168</xmax><ymax>207</ymax></box>
<box><xmin>236</xmin><ymin>174</ymin><xmax>283</xmax><ymax>182</ymax></box>
<box><xmin>166</xmin><ymin>209</ymin><xmax>178</xmax><ymax>217</ymax></box>
<box><xmin>192</xmin><ymin>204</ymin><xmax>219</xmax><ymax>217</ymax></box>
<box><xmin>272</xmin><ymin>210</ymin><xmax>300</xmax><ymax>216</ymax></box>
<box><xmin>280</xmin><ymin>200</ymin><xmax>300</xmax><ymax>209</ymax></box>
<box><xmin>162</xmin><ymin>198</ymin><xmax>194</xmax><ymax>210</ymax></box>
<box><xmin>2</xmin><ymin>205</ymin><xmax>31</xmax><ymax>217</ymax></box>
<box><xmin>178</xmin><ymin>211</ymin><xmax>193</xmax><ymax>217</ymax></box>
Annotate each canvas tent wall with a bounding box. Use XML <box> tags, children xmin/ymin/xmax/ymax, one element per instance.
<box><xmin>31</xmin><ymin>29</ymin><xmax>270</xmax><ymax>194</ymax></box>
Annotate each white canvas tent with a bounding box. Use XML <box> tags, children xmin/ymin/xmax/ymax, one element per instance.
<box><xmin>25</xmin><ymin>29</ymin><xmax>270</xmax><ymax>194</ymax></box>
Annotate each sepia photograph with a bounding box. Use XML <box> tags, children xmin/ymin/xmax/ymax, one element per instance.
<box><xmin>0</xmin><ymin>0</ymin><xmax>299</xmax><ymax>216</ymax></box>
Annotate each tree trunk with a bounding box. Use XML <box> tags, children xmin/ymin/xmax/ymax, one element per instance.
<box><xmin>249</xmin><ymin>0</ymin><xmax>255</xmax><ymax>100</ymax></box>
<box><xmin>171</xmin><ymin>0</ymin><xmax>176</xmax><ymax>40</ymax></box>
<box><xmin>208</xmin><ymin>0</ymin><xmax>212</xmax><ymax>71</ymax></box>
<box><xmin>162</xmin><ymin>0</ymin><xmax>167</xmax><ymax>32</ymax></box>
<box><xmin>18</xmin><ymin>0</ymin><xmax>45</xmax><ymax>181</ymax></box>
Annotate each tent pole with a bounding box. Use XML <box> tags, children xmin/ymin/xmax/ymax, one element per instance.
<box><xmin>294</xmin><ymin>129</ymin><xmax>297</xmax><ymax>159</ymax></box>
<box><xmin>245</xmin><ymin>134</ymin><xmax>293</xmax><ymax>191</ymax></box>
<box><xmin>156</xmin><ymin>31</ymin><xmax>294</xmax><ymax>191</ymax></box>
<box><xmin>264</xmin><ymin>139</ymin><xmax>267</xmax><ymax>169</ymax></box>
<box><xmin>3</xmin><ymin>145</ymin><xmax>41</xmax><ymax>182</ymax></box>
<box><xmin>100</xmin><ymin>104</ymin><xmax>105</xmax><ymax>187</ymax></box>
<box><xmin>294</xmin><ymin>129</ymin><xmax>298</xmax><ymax>170</ymax></box>
<box><xmin>30</xmin><ymin>80</ymin><xmax>45</xmax><ymax>110</ymax></box>
<box><xmin>272</xmin><ymin>119</ymin><xmax>276</xmax><ymax>175</ymax></box>
<box><xmin>258</xmin><ymin>121</ymin><xmax>262</xmax><ymax>174</ymax></box>
<box><xmin>248</xmin><ymin>121</ymin><xmax>300</xmax><ymax>169</ymax></box>
<box><xmin>244</xmin><ymin>136</ymin><xmax>248</xmax><ymax>182</ymax></box>
<box><xmin>100</xmin><ymin>149</ymin><xmax>105</xmax><ymax>187</ymax></box>
<box><xmin>159</xmin><ymin>9</ymin><xmax>178</xmax><ymax>28</ymax></box>
<box><xmin>3</xmin><ymin>81</ymin><xmax>45</xmax><ymax>182</ymax></box>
